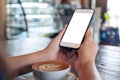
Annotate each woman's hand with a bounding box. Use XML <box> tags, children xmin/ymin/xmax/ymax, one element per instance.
<box><xmin>43</xmin><ymin>25</ymin><xmax>67</xmax><ymax>60</ymax></box>
<box><xmin>43</xmin><ymin>25</ymin><xmax>76</xmax><ymax>60</ymax></box>
<box><xmin>77</xmin><ymin>27</ymin><xmax>98</xmax><ymax>64</ymax></box>
<box><xmin>43</xmin><ymin>25</ymin><xmax>77</xmax><ymax>73</ymax></box>
<box><xmin>75</xmin><ymin>27</ymin><xmax>99</xmax><ymax>77</ymax></box>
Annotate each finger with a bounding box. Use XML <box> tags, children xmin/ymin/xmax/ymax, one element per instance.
<box><xmin>84</xmin><ymin>27</ymin><xmax>93</xmax><ymax>42</ymax></box>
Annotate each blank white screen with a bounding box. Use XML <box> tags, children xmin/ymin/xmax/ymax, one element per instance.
<box><xmin>62</xmin><ymin>12</ymin><xmax>93</xmax><ymax>44</ymax></box>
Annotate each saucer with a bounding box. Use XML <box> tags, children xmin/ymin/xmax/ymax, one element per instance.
<box><xmin>26</xmin><ymin>77</ymin><xmax>78</xmax><ymax>80</ymax></box>
<box><xmin>26</xmin><ymin>72</ymin><xmax>78</xmax><ymax>80</ymax></box>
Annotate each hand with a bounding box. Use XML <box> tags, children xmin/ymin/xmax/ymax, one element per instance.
<box><xmin>75</xmin><ymin>27</ymin><xmax>99</xmax><ymax>74</ymax></box>
<box><xmin>43</xmin><ymin>25</ymin><xmax>78</xmax><ymax>73</ymax></box>
<box><xmin>43</xmin><ymin>25</ymin><xmax>76</xmax><ymax>61</ymax></box>
<box><xmin>43</xmin><ymin>25</ymin><xmax>66</xmax><ymax>60</ymax></box>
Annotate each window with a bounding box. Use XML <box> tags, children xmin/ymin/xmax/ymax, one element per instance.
<box><xmin>107</xmin><ymin>0</ymin><xmax>120</xmax><ymax>28</ymax></box>
<box><xmin>7</xmin><ymin>0</ymin><xmax>62</xmax><ymax>39</ymax></box>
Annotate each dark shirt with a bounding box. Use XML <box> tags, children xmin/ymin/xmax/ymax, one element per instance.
<box><xmin>0</xmin><ymin>70</ymin><xmax>7</xmax><ymax>80</ymax></box>
<box><xmin>0</xmin><ymin>56</ymin><xmax>8</xmax><ymax>80</ymax></box>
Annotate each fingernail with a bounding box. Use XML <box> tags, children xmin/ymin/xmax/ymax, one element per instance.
<box><xmin>90</xmin><ymin>27</ymin><xmax>93</xmax><ymax>32</ymax></box>
<box><xmin>64</xmin><ymin>24</ymin><xmax>68</xmax><ymax>27</ymax></box>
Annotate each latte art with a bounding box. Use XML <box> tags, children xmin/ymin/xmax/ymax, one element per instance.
<box><xmin>32</xmin><ymin>61</ymin><xmax>72</xmax><ymax>80</ymax></box>
<box><xmin>38</xmin><ymin>63</ymin><xmax>65</xmax><ymax>71</ymax></box>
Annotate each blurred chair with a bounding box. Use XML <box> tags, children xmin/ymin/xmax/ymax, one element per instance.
<box><xmin>60</xmin><ymin>15</ymin><xmax>72</xmax><ymax>25</ymax></box>
<box><xmin>100</xmin><ymin>27</ymin><xmax>120</xmax><ymax>45</ymax></box>
<box><xmin>49</xmin><ymin>1</ymin><xmax>74</xmax><ymax>39</ymax></box>
<box><xmin>56</xmin><ymin>0</ymin><xmax>74</xmax><ymax>25</ymax></box>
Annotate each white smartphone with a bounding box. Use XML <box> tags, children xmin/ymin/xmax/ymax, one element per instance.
<box><xmin>60</xmin><ymin>9</ymin><xmax>95</xmax><ymax>49</ymax></box>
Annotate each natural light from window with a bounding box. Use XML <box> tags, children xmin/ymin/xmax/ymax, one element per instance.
<box><xmin>107</xmin><ymin>0</ymin><xmax>120</xmax><ymax>28</ymax></box>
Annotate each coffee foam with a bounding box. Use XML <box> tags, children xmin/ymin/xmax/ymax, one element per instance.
<box><xmin>38</xmin><ymin>63</ymin><xmax>64</xmax><ymax>71</ymax></box>
<box><xmin>33</xmin><ymin>61</ymin><xmax>70</xmax><ymax>72</ymax></box>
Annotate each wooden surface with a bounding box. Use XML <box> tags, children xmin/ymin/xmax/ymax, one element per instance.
<box><xmin>0</xmin><ymin>38</ymin><xmax>120</xmax><ymax>80</ymax></box>
<box><xmin>96</xmin><ymin>45</ymin><xmax>120</xmax><ymax>80</ymax></box>
<box><xmin>0</xmin><ymin>37</ymin><xmax>51</xmax><ymax>57</ymax></box>
<box><xmin>0</xmin><ymin>0</ymin><xmax>7</xmax><ymax>40</ymax></box>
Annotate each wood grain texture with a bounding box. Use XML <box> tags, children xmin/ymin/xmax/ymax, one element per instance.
<box><xmin>0</xmin><ymin>0</ymin><xmax>7</xmax><ymax>40</ymax></box>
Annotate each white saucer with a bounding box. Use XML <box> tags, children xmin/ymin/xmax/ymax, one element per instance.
<box><xmin>26</xmin><ymin>72</ymin><xmax>78</xmax><ymax>80</ymax></box>
<box><xmin>26</xmin><ymin>77</ymin><xmax>78</xmax><ymax>80</ymax></box>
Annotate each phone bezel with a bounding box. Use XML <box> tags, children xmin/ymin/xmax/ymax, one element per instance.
<box><xmin>60</xmin><ymin>9</ymin><xmax>95</xmax><ymax>49</ymax></box>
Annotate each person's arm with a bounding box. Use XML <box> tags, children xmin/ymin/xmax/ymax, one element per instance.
<box><xmin>78</xmin><ymin>62</ymin><xmax>102</xmax><ymax>80</ymax></box>
<box><xmin>75</xmin><ymin>27</ymin><xmax>102</xmax><ymax>80</ymax></box>
<box><xmin>5</xmin><ymin>50</ymin><xmax>48</xmax><ymax>78</ymax></box>
<box><xmin>5</xmin><ymin>25</ymin><xmax>67</xmax><ymax>78</ymax></box>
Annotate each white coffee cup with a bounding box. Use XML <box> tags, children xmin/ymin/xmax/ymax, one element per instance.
<box><xmin>32</xmin><ymin>61</ymin><xmax>77</xmax><ymax>80</ymax></box>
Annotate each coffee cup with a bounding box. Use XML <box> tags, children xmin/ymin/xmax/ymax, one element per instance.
<box><xmin>32</xmin><ymin>60</ymin><xmax>77</xmax><ymax>80</ymax></box>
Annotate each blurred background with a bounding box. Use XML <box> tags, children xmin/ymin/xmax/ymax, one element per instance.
<box><xmin>0</xmin><ymin>0</ymin><xmax>120</xmax><ymax>80</ymax></box>
<box><xmin>0</xmin><ymin>0</ymin><xmax>120</xmax><ymax>45</ymax></box>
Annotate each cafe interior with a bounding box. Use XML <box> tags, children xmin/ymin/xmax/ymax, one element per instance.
<box><xmin>0</xmin><ymin>0</ymin><xmax>120</xmax><ymax>80</ymax></box>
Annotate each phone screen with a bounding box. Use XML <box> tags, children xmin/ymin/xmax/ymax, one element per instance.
<box><xmin>60</xmin><ymin>9</ymin><xmax>94</xmax><ymax>49</ymax></box>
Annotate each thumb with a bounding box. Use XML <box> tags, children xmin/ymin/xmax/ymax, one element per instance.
<box><xmin>56</xmin><ymin>24</ymin><xmax>67</xmax><ymax>40</ymax></box>
<box><xmin>84</xmin><ymin>27</ymin><xmax>93</xmax><ymax>42</ymax></box>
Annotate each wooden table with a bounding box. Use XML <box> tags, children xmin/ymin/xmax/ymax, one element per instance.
<box><xmin>0</xmin><ymin>37</ymin><xmax>51</xmax><ymax>57</ymax></box>
<box><xmin>1</xmin><ymin>38</ymin><xmax>120</xmax><ymax>80</ymax></box>
<box><xmin>96</xmin><ymin>45</ymin><xmax>120</xmax><ymax>80</ymax></box>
